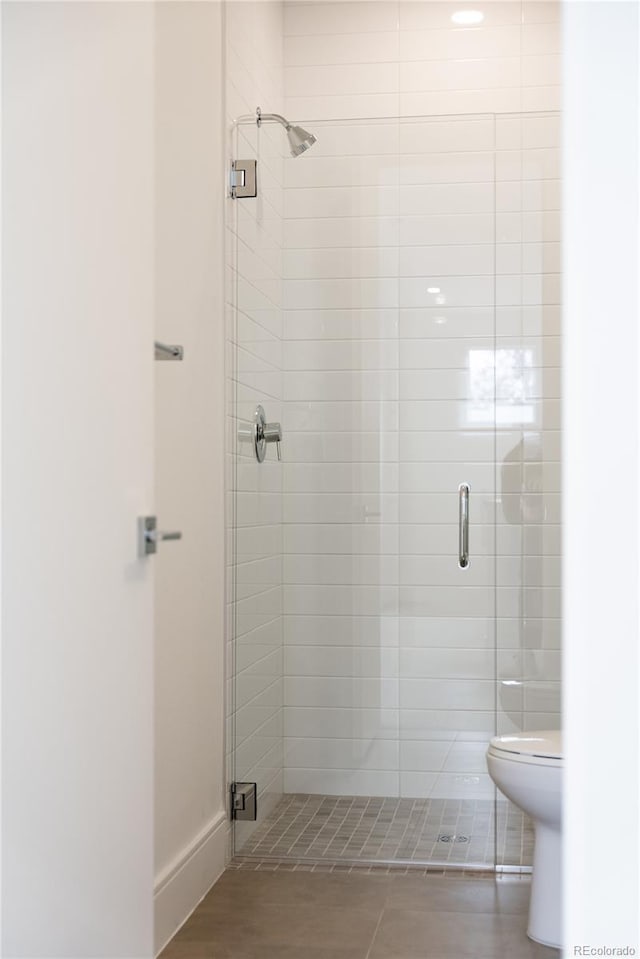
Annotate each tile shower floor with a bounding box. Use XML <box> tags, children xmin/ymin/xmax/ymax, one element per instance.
<box><xmin>235</xmin><ymin>794</ymin><xmax>534</xmax><ymax>869</ymax></box>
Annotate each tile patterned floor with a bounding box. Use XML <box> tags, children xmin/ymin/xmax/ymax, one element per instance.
<box><xmin>235</xmin><ymin>794</ymin><xmax>534</xmax><ymax>869</ymax></box>
<box><xmin>160</xmin><ymin>869</ymin><xmax>561</xmax><ymax>958</ymax></box>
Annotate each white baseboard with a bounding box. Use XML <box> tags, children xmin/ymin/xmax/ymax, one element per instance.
<box><xmin>154</xmin><ymin>810</ymin><xmax>229</xmax><ymax>955</ymax></box>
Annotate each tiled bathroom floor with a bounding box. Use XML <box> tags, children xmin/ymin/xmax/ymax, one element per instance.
<box><xmin>235</xmin><ymin>794</ymin><xmax>534</xmax><ymax>869</ymax></box>
<box><xmin>159</xmin><ymin>869</ymin><xmax>560</xmax><ymax>958</ymax></box>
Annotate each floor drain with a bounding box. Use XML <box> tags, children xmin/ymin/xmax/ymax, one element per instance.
<box><xmin>437</xmin><ymin>834</ymin><xmax>470</xmax><ymax>844</ymax></box>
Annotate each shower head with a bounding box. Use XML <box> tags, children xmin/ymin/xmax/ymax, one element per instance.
<box><xmin>255</xmin><ymin>108</ymin><xmax>317</xmax><ymax>157</ymax></box>
<box><xmin>285</xmin><ymin>123</ymin><xmax>317</xmax><ymax>157</ymax></box>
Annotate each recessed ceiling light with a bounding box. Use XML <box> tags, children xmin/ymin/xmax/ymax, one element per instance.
<box><xmin>451</xmin><ymin>10</ymin><xmax>485</xmax><ymax>25</ymax></box>
<box><xmin>427</xmin><ymin>286</ymin><xmax>441</xmax><ymax>294</ymax></box>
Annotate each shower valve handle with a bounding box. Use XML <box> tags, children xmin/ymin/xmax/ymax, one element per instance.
<box><xmin>253</xmin><ymin>405</ymin><xmax>282</xmax><ymax>462</ymax></box>
<box><xmin>263</xmin><ymin>422</ymin><xmax>282</xmax><ymax>461</ymax></box>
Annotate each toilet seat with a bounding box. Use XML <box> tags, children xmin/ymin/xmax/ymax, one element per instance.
<box><xmin>488</xmin><ymin>730</ymin><xmax>562</xmax><ymax>767</ymax></box>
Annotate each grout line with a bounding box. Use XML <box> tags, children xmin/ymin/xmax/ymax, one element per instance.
<box><xmin>364</xmin><ymin>903</ymin><xmax>386</xmax><ymax>959</ymax></box>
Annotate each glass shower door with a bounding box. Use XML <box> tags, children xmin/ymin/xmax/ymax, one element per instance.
<box><xmin>396</xmin><ymin>115</ymin><xmax>497</xmax><ymax>867</ymax></box>
<box><xmin>229</xmin><ymin>112</ymin><xmax>501</xmax><ymax>868</ymax></box>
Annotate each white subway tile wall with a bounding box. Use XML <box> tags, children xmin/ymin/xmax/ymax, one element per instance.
<box><xmin>279</xmin><ymin>1</ymin><xmax>561</xmax><ymax>807</ymax></box>
<box><xmin>284</xmin><ymin>1</ymin><xmax>560</xmax><ymax>121</ymax></box>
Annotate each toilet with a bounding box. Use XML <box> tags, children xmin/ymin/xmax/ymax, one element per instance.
<box><xmin>486</xmin><ymin>730</ymin><xmax>563</xmax><ymax>950</ymax></box>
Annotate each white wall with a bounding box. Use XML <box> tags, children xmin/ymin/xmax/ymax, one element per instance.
<box><xmin>280</xmin><ymin>0</ymin><xmax>561</xmax><ymax>804</ymax></box>
<box><xmin>2</xmin><ymin>3</ymin><xmax>155</xmax><ymax>954</ymax></box>
<box><xmin>563</xmin><ymin>1</ymin><xmax>640</xmax><ymax>950</ymax></box>
<box><xmin>153</xmin><ymin>2</ymin><xmax>227</xmax><ymax>951</ymax></box>
<box><xmin>225</xmin><ymin>0</ymin><xmax>287</xmax><ymax>850</ymax></box>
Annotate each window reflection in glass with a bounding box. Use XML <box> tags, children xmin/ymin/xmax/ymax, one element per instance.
<box><xmin>468</xmin><ymin>349</ymin><xmax>536</xmax><ymax>426</ymax></box>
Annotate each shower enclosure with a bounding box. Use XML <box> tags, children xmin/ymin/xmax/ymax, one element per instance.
<box><xmin>226</xmin><ymin>110</ymin><xmax>561</xmax><ymax>871</ymax></box>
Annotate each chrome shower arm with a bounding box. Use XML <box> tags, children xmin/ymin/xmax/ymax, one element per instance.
<box><xmin>256</xmin><ymin>111</ymin><xmax>291</xmax><ymax>130</ymax></box>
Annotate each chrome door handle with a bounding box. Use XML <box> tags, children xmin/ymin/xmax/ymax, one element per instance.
<box><xmin>458</xmin><ymin>483</ymin><xmax>469</xmax><ymax>569</ymax></box>
<box><xmin>153</xmin><ymin>530</ymin><xmax>182</xmax><ymax>542</ymax></box>
<box><xmin>138</xmin><ymin>516</ymin><xmax>183</xmax><ymax>557</ymax></box>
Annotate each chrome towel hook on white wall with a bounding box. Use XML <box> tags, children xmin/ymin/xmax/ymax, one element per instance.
<box><xmin>154</xmin><ymin>340</ymin><xmax>184</xmax><ymax>361</ymax></box>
